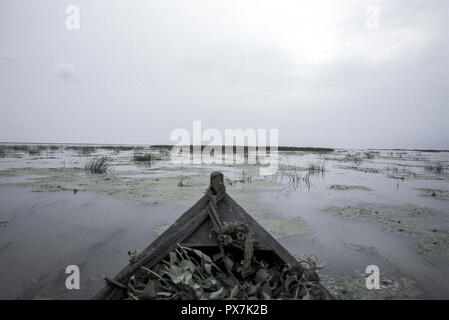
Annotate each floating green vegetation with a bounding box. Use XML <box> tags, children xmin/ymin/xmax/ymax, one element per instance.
<box><xmin>322</xmin><ymin>205</ymin><xmax>449</xmax><ymax>260</ymax></box>
<box><xmin>0</xmin><ymin>167</ymin><xmax>82</xmax><ymax>178</ymax></box>
<box><xmin>417</xmin><ymin>188</ymin><xmax>449</xmax><ymax>201</ymax></box>
<box><xmin>338</xmin><ymin>165</ymin><xmax>380</xmax><ymax>174</ymax></box>
<box><xmin>320</xmin><ymin>271</ymin><xmax>420</xmax><ymax>300</ymax></box>
<box><xmin>258</xmin><ymin>218</ymin><xmax>311</xmax><ymax>238</ymax></box>
<box><xmin>0</xmin><ymin>167</ymin><xmax>282</xmax><ymax>211</ymax></box>
<box><xmin>328</xmin><ymin>185</ymin><xmax>372</xmax><ymax>191</ymax></box>
<box><xmin>121</xmin><ymin>243</ymin><xmax>328</xmax><ymax>300</ymax></box>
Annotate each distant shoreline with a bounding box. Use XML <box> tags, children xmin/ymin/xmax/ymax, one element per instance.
<box><xmin>0</xmin><ymin>142</ymin><xmax>448</xmax><ymax>153</ymax></box>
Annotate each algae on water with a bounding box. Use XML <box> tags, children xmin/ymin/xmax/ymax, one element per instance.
<box><xmin>322</xmin><ymin>205</ymin><xmax>449</xmax><ymax>260</ymax></box>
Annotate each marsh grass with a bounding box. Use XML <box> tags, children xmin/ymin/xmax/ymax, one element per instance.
<box><xmin>287</xmin><ymin>168</ymin><xmax>301</xmax><ymax>190</ymax></box>
<box><xmin>307</xmin><ymin>161</ymin><xmax>326</xmax><ymax>175</ymax></box>
<box><xmin>274</xmin><ymin>166</ymin><xmax>311</xmax><ymax>191</ymax></box>
<box><xmin>28</xmin><ymin>148</ymin><xmax>41</xmax><ymax>156</ymax></box>
<box><xmin>79</xmin><ymin>146</ymin><xmax>97</xmax><ymax>156</ymax></box>
<box><xmin>287</xmin><ymin>170</ymin><xmax>311</xmax><ymax>191</ymax></box>
<box><xmin>0</xmin><ymin>146</ymin><xmax>22</xmax><ymax>158</ymax></box>
<box><xmin>99</xmin><ymin>145</ymin><xmax>136</xmax><ymax>152</ymax></box>
<box><xmin>85</xmin><ymin>156</ymin><xmax>109</xmax><ymax>174</ymax></box>
<box><xmin>302</xmin><ymin>172</ymin><xmax>311</xmax><ymax>190</ymax></box>
<box><xmin>65</xmin><ymin>146</ymin><xmax>97</xmax><ymax>156</ymax></box>
<box><xmin>239</xmin><ymin>169</ymin><xmax>254</xmax><ymax>183</ymax></box>
<box><xmin>133</xmin><ymin>152</ymin><xmax>156</xmax><ymax>162</ymax></box>
<box><xmin>6</xmin><ymin>145</ymin><xmax>30</xmax><ymax>152</ymax></box>
<box><xmin>424</xmin><ymin>162</ymin><xmax>445</xmax><ymax>175</ymax></box>
<box><xmin>157</xmin><ymin>148</ymin><xmax>171</xmax><ymax>160</ymax></box>
<box><xmin>345</xmin><ymin>153</ymin><xmax>363</xmax><ymax>166</ymax></box>
<box><xmin>133</xmin><ymin>150</ymin><xmax>169</xmax><ymax>166</ymax></box>
<box><xmin>49</xmin><ymin>145</ymin><xmax>61</xmax><ymax>151</ymax></box>
<box><xmin>364</xmin><ymin>152</ymin><xmax>376</xmax><ymax>159</ymax></box>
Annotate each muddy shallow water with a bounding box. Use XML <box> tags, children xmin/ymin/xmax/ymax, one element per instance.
<box><xmin>0</xmin><ymin>145</ymin><xmax>448</xmax><ymax>299</ymax></box>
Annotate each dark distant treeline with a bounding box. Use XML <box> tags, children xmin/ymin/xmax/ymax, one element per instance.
<box><xmin>151</xmin><ymin>145</ymin><xmax>335</xmax><ymax>153</ymax></box>
<box><xmin>374</xmin><ymin>148</ymin><xmax>449</xmax><ymax>153</ymax></box>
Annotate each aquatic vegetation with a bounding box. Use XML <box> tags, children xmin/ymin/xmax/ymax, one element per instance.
<box><xmin>339</xmin><ymin>165</ymin><xmax>380</xmax><ymax>174</ymax></box>
<box><xmin>306</xmin><ymin>161</ymin><xmax>326</xmax><ymax>174</ymax></box>
<box><xmin>65</xmin><ymin>146</ymin><xmax>97</xmax><ymax>156</ymax></box>
<box><xmin>28</xmin><ymin>148</ymin><xmax>41</xmax><ymax>156</ymax></box>
<box><xmin>385</xmin><ymin>166</ymin><xmax>416</xmax><ymax>180</ymax></box>
<box><xmin>328</xmin><ymin>185</ymin><xmax>372</xmax><ymax>191</ymax></box>
<box><xmin>344</xmin><ymin>153</ymin><xmax>363</xmax><ymax>166</ymax></box>
<box><xmin>149</xmin><ymin>145</ymin><xmax>334</xmax><ymax>154</ymax></box>
<box><xmin>133</xmin><ymin>152</ymin><xmax>155</xmax><ymax>162</ymax></box>
<box><xmin>8</xmin><ymin>145</ymin><xmax>30</xmax><ymax>152</ymax></box>
<box><xmin>122</xmin><ymin>243</ymin><xmax>327</xmax><ymax>300</ymax></box>
<box><xmin>99</xmin><ymin>145</ymin><xmax>136</xmax><ymax>152</ymax></box>
<box><xmin>239</xmin><ymin>169</ymin><xmax>254</xmax><ymax>184</ymax></box>
<box><xmin>85</xmin><ymin>156</ymin><xmax>109</xmax><ymax>174</ymax></box>
<box><xmin>323</xmin><ymin>205</ymin><xmax>449</xmax><ymax>260</ymax></box>
<box><xmin>320</xmin><ymin>271</ymin><xmax>420</xmax><ymax>300</ymax></box>
<box><xmin>133</xmin><ymin>151</ymin><xmax>167</xmax><ymax>165</ymax></box>
<box><xmin>417</xmin><ymin>188</ymin><xmax>449</xmax><ymax>201</ymax></box>
<box><xmin>156</xmin><ymin>148</ymin><xmax>171</xmax><ymax>160</ymax></box>
<box><xmin>273</xmin><ymin>166</ymin><xmax>311</xmax><ymax>191</ymax></box>
<box><xmin>49</xmin><ymin>145</ymin><xmax>61</xmax><ymax>151</ymax></box>
<box><xmin>2</xmin><ymin>146</ymin><xmax>449</xmax><ymax>299</ymax></box>
<box><xmin>0</xmin><ymin>144</ymin><xmax>34</xmax><ymax>157</ymax></box>
<box><xmin>424</xmin><ymin>162</ymin><xmax>445</xmax><ymax>174</ymax></box>
<box><xmin>302</xmin><ymin>173</ymin><xmax>311</xmax><ymax>190</ymax></box>
<box><xmin>287</xmin><ymin>168</ymin><xmax>301</xmax><ymax>190</ymax></box>
<box><xmin>364</xmin><ymin>151</ymin><xmax>377</xmax><ymax>159</ymax></box>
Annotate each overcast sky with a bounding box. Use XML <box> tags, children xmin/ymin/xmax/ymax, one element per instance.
<box><xmin>0</xmin><ymin>0</ymin><xmax>448</xmax><ymax>149</ymax></box>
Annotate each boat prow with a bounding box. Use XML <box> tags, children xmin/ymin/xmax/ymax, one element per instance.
<box><xmin>94</xmin><ymin>171</ymin><xmax>334</xmax><ymax>300</ymax></box>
